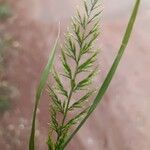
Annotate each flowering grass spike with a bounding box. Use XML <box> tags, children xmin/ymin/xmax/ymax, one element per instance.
<box><xmin>29</xmin><ymin>0</ymin><xmax>140</xmax><ymax>150</ymax></box>
<box><xmin>47</xmin><ymin>0</ymin><xmax>101</xmax><ymax>149</ymax></box>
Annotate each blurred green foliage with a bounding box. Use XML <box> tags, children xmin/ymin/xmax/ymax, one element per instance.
<box><xmin>0</xmin><ymin>84</ymin><xmax>12</xmax><ymax>113</ymax></box>
<box><xmin>0</xmin><ymin>96</ymin><xmax>11</xmax><ymax>113</ymax></box>
<box><xmin>0</xmin><ymin>35</ymin><xmax>12</xmax><ymax>74</ymax></box>
<box><xmin>0</xmin><ymin>3</ymin><xmax>11</xmax><ymax>20</ymax></box>
<box><xmin>0</xmin><ymin>2</ymin><xmax>14</xmax><ymax>113</ymax></box>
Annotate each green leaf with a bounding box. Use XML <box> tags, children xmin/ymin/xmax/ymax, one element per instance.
<box><xmin>29</xmin><ymin>25</ymin><xmax>60</xmax><ymax>150</ymax></box>
<box><xmin>61</xmin><ymin>0</ymin><xmax>140</xmax><ymax>149</ymax></box>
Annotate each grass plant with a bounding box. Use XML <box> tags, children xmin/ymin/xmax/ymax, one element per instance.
<box><xmin>29</xmin><ymin>0</ymin><xmax>140</xmax><ymax>150</ymax></box>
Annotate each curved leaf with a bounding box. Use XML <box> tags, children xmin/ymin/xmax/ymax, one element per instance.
<box><xmin>29</xmin><ymin>25</ymin><xmax>60</xmax><ymax>150</ymax></box>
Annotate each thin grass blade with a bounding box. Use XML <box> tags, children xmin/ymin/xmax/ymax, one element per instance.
<box><xmin>62</xmin><ymin>0</ymin><xmax>140</xmax><ymax>149</ymax></box>
<box><xmin>29</xmin><ymin>25</ymin><xmax>60</xmax><ymax>150</ymax></box>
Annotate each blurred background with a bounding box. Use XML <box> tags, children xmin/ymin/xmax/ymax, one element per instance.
<box><xmin>0</xmin><ymin>0</ymin><xmax>150</xmax><ymax>150</ymax></box>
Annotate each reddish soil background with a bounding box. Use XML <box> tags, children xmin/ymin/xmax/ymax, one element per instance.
<box><xmin>0</xmin><ymin>0</ymin><xmax>150</xmax><ymax>150</ymax></box>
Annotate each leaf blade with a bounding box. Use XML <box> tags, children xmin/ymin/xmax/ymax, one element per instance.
<box><xmin>29</xmin><ymin>25</ymin><xmax>60</xmax><ymax>150</ymax></box>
